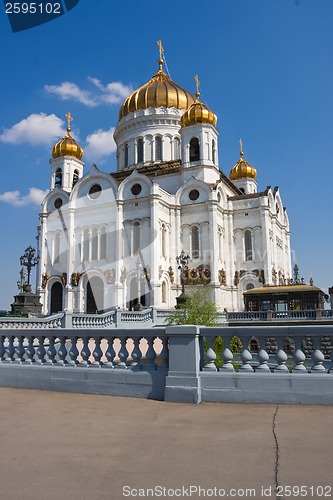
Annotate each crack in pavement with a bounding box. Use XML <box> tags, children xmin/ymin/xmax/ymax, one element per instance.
<box><xmin>272</xmin><ymin>405</ymin><xmax>283</xmax><ymax>500</ymax></box>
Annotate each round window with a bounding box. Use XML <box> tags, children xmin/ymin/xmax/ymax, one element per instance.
<box><xmin>189</xmin><ymin>189</ymin><xmax>199</xmax><ymax>201</ymax></box>
<box><xmin>88</xmin><ymin>184</ymin><xmax>102</xmax><ymax>200</ymax></box>
<box><xmin>54</xmin><ymin>198</ymin><xmax>63</xmax><ymax>209</ymax></box>
<box><xmin>131</xmin><ymin>183</ymin><xmax>142</xmax><ymax>196</ymax></box>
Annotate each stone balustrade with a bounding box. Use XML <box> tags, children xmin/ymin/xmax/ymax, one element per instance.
<box><xmin>0</xmin><ymin>324</ymin><xmax>333</xmax><ymax>404</ymax></box>
<box><xmin>0</xmin><ymin>313</ymin><xmax>63</xmax><ymax>329</ymax></box>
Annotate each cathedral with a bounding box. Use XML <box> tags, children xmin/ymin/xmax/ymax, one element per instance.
<box><xmin>36</xmin><ymin>43</ymin><xmax>291</xmax><ymax>315</ymax></box>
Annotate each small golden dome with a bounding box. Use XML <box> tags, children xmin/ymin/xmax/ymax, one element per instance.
<box><xmin>230</xmin><ymin>141</ymin><xmax>256</xmax><ymax>180</ymax></box>
<box><xmin>180</xmin><ymin>101</ymin><xmax>217</xmax><ymax>127</ymax></box>
<box><xmin>118</xmin><ymin>54</ymin><xmax>195</xmax><ymax>121</ymax></box>
<box><xmin>230</xmin><ymin>157</ymin><xmax>256</xmax><ymax>180</ymax></box>
<box><xmin>52</xmin><ymin>112</ymin><xmax>84</xmax><ymax>160</ymax></box>
<box><xmin>180</xmin><ymin>74</ymin><xmax>217</xmax><ymax>128</ymax></box>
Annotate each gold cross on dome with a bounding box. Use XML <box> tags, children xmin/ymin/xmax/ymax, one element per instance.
<box><xmin>157</xmin><ymin>40</ymin><xmax>164</xmax><ymax>60</ymax></box>
<box><xmin>66</xmin><ymin>112</ymin><xmax>73</xmax><ymax>133</ymax></box>
<box><xmin>195</xmin><ymin>74</ymin><xmax>200</xmax><ymax>99</ymax></box>
<box><xmin>239</xmin><ymin>138</ymin><xmax>244</xmax><ymax>157</ymax></box>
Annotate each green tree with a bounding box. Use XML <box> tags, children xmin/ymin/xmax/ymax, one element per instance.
<box><xmin>165</xmin><ymin>288</ymin><xmax>219</xmax><ymax>326</ymax></box>
<box><xmin>165</xmin><ymin>289</ymin><xmax>243</xmax><ymax>369</ymax></box>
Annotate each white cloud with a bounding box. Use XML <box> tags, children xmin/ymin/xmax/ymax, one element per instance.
<box><xmin>85</xmin><ymin>127</ymin><xmax>116</xmax><ymax>161</ymax></box>
<box><xmin>45</xmin><ymin>78</ymin><xmax>133</xmax><ymax>107</ymax></box>
<box><xmin>45</xmin><ymin>82</ymin><xmax>97</xmax><ymax>107</ymax></box>
<box><xmin>0</xmin><ymin>113</ymin><xmax>65</xmax><ymax>146</ymax></box>
<box><xmin>0</xmin><ymin>188</ymin><xmax>48</xmax><ymax>207</ymax></box>
<box><xmin>88</xmin><ymin>78</ymin><xmax>133</xmax><ymax>104</ymax></box>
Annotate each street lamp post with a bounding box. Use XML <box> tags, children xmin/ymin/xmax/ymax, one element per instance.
<box><xmin>20</xmin><ymin>246</ymin><xmax>39</xmax><ymax>286</ymax></box>
<box><xmin>176</xmin><ymin>250</ymin><xmax>190</xmax><ymax>307</ymax></box>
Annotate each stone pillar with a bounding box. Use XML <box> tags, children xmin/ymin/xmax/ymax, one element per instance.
<box><xmin>260</xmin><ymin>207</ymin><xmax>272</xmax><ymax>285</ymax></box>
<box><xmin>208</xmin><ymin>199</ymin><xmax>219</xmax><ymax>285</ymax></box>
<box><xmin>115</xmin><ymin>200</ymin><xmax>124</xmax><ymax>307</ymax></box>
<box><xmin>164</xmin><ymin>325</ymin><xmax>201</xmax><ymax>404</ymax></box>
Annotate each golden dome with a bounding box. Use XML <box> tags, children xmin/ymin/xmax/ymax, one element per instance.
<box><xmin>230</xmin><ymin>157</ymin><xmax>256</xmax><ymax>180</ymax></box>
<box><xmin>180</xmin><ymin>99</ymin><xmax>217</xmax><ymax>127</ymax></box>
<box><xmin>180</xmin><ymin>75</ymin><xmax>216</xmax><ymax>127</ymax></box>
<box><xmin>230</xmin><ymin>142</ymin><xmax>256</xmax><ymax>180</ymax></box>
<box><xmin>52</xmin><ymin>112</ymin><xmax>84</xmax><ymax>160</ymax></box>
<box><xmin>118</xmin><ymin>58</ymin><xmax>195</xmax><ymax>121</ymax></box>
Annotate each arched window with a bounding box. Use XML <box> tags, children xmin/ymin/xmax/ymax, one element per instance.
<box><xmin>246</xmin><ymin>283</ymin><xmax>254</xmax><ymax>290</ymax></box>
<box><xmin>124</xmin><ymin>143</ymin><xmax>129</xmax><ymax>168</ymax></box>
<box><xmin>72</xmin><ymin>169</ymin><xmax>79</xmax><ymax>188</ymax></box>
<box><xmin>284</xmin><ymin>339</ymin><xmax>292</xmax><ymax>355</ymax></box>
<box><xmin>137</xmin><ymin>138</ymin><xmax>144</xmax><ymax>163</ymax></box>
<box><xmin>249</xmin><ymin>338</ymin><xmax>258</xmax><ymax>353</ymax></box>
<box><xmin>53</xmin><ymin>233</ymin><xmax>60</xmax><ymax>264</ymax></box>
<box><xmin>50</xmin><ymin>282</ymin><xmax>63</xmax><ymax>314</ymax></box>
<box><xmin>155</xmin><ymin>136</ymin><xmax>162</xmax><ymax>161</ymax></box>
<box><xmin>192</xmin><ymin>226</ymin><xmax>200</xmax><ymax>259</ymax></box>
<box><xmin>162</xmin><ymin>281</ymin><xmax>167</xmax><ymax>303</ymax></box>
<box><xmin>55</xmin><ymin>168</ymin><xmax>62</xmax><ymax>188</ymax></box>
<box><xmin>244</xmin><ymin>230</ymin><xmax>253</xmax><ymax>261</ymax></box>
<box><xmin>161</xmin><ymin>223</ymin><xmax>166</xmax><ymax>258</ymax></box>
<box><xmin>190</xmin><ymin>138</ymin><xmax>200</xmax><ymax>162</ymax></box>
<box><xmin>100</xmin><ymin>227</ymin><xmax>107</xmax><ymax>260</ymax></box>
<box><xmin>133</xmin><ymin>222</ymin><xmax>140</xmax><ymax>255</ymax></box>
<box><xmin>174</xmin><ymin>137</ymin><xmax>180</xmax><ymax>160</ymax></box>
<box><xmin>86</xmin><ymin>276</ymin><xmax>104</xmax><ymax>314</ymax></box>
<box><xmin>212</xmin><ymin>139</ymin><xmax>216</xmax><ymax>164</ymax></box>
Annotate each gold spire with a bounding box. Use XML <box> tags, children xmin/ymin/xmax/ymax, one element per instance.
<box><xmin>157</xmin><ymin>40</ymin><xmax>164</xmax><ymax>71</ymax></box>
<box><xmin>66</xmin><ymin>111</ymin><xmax>73</xmax><ymax>135</ymax></box>
<box><xmin>239</xmin><ymin>138</ymin><xmax>244</xmax><ymax>158</ymax></box>
<box><xmin>194</xmin><ymin>74</ymin><xmax>200</xmax><ymax>100</ymax></box>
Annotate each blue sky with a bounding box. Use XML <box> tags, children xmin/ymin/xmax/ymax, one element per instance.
<box><xmin>0</xmin><ymin>0</ymin><xmax>332</xmax><ymax>309</ymax></box>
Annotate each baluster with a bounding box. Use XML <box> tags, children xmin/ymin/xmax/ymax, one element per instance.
<box><xmin>159</xmin><ymin>337</ymin><xmax>169</xmax><ymax>368</ymax></box>
<box><xmin>203</xmin><ymin>336</ymin><xmax>217</xmax><ymax>372</ymax></box>
<box><xmin>0</xmin><ymin>335</ymin><xmax>6</xmax><ymax>362</ymax></box>
<box><xmin>129</xmin><ymin>337</ymin><xmax>142</xmax><ymax>369</ymax></box>
<box><xmin>25</xmin><ymin>336</ymin><xmax>36</xmax><ymax>364</ymax></box>
<box><xmin>311</xmin><ymin>349</ymin><xmax>326</xmax><ymax>373</ymax></box>
<box><xmin>5</xmin><ymin>335</ymin><xmax>16</xmax><ymax>363</ymax></box>
<box><xmin>80</xmin><ymin>337</ymin><xmax>91</xmax><ymax>367</ymax></box>
<box><xmin>36</xmin><ymin>336</ymin><xmax>47</xmax><ymax>365</ymax></box>
<box><xmin>256</xmin><ymin>348</ymin><xmax>271</xmax><ymax>372</ymax></box>
<box><xmin>220</xmin><ymin>347</ymin><xmax>234</xmax><ymax>371</ymax></box>
<box><xmin>103</xmin><ymin>337</ymin><xmax>115</xmax><ymax>368</ymax></box>
<box><xmin>292</xmin><ymin>350</ymin><xmax>307</xmax><ymax>372</ymax></box>
<box><xmin>240</xmin><ymin>349</ymin><xmax>254</xmax><ymax>372</ymax></box>
<box><xmin>47</xmin><ymin>336</ymin><xmax>57</xmax><ymax>365</ymax></box>
<box><xmin>275</xmin><ymin>349</ymin><xmax>288</xmax><ymax>372</ymax></box>
<box><xmin>68</xmin><ymin>337</ymin><xmax>79</xmax><ymax>367</ymax></box>
<box><xmin>15</xmin><ymin>335</ymin><xmax>26</xmax><ymax>364</ymax></box>
<box><xmin>145</xmin><ymin>337</ymin><xmax>157</xmax><ymax>369</ymax></box>
<box><xmin>56</xmin><ymin>336</ymin><xmax>68</xmax><ymax>366</ymax></box>
<box><xmin>92</xmin><ymin>337</ymin><xmax>103</xmax><ymax>367</ymax></box>
<box><xmin>117</xmin><ymin>337</ymin><xmax>129</xmax><ymax>369</ymax></box>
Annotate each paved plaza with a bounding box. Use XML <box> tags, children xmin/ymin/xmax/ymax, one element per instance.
<box><xmin>0</xmin><ymin>388</ymin><xmax>332</xmax><ymax>499</ymax></box>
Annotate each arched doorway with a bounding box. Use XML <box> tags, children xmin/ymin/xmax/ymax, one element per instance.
<box><xmin>50</xmin><ymin>282</ymin><xmax>63</xmax><ymax>313</ymax></box>
<box><xmin>127</xmin><ymin>276</ymin><xmax>150</xmax><ymax>310</ymax></box>
<box><xmin>86</xmin><ymin>276</ymin><xmax>104</xmax><ymax>313</ymax></box>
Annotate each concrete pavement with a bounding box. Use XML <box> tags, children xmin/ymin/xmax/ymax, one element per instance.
<box><xmin>0</xmin><ymin>388</ymin><xmax>332</xmax><ymax>499</ymax></box>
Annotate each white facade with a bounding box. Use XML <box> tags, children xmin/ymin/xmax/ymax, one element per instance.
<box><xmin>36</xmin><ymin>62</ymin><xmax>291</xmax><ymax>315</ymax></box>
